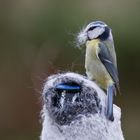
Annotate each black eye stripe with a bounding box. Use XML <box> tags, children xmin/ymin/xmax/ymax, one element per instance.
<box><xmin>88</xmin><ymin>26</ymin><xmax>97</xmax><ymax>31</ymax></box>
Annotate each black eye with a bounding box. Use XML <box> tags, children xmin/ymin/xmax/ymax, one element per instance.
<box><xmin>88</xmin><ymin>26</ymin><xmax>97</xmax><ymax>31</ymax></box>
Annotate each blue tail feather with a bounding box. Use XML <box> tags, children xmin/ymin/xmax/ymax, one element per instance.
<box><xmin>106</xmin><ymin>85</ymin><xmax>115</xmax><ymax>121</ymax></box>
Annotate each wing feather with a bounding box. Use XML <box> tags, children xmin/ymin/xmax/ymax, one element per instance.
<box><xmin>98</xmin><ymin>43</ymin><xmax>119</xmax><ymax>91</ymax></box>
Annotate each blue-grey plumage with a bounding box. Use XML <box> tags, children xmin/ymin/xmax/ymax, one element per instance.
<box><xmin>107</xmin><ymin>85</ymin><xmax>116</xmax><ymax>121</ymax></box>
<box><xmin>77</xmin><ymin>21</ymin><xmax>119</xmax><ymax>121</ymax></box>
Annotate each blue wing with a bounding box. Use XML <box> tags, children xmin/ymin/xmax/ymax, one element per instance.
<box><xmin>98</xmin><ymin>43</ymin><xmax>119</xmax><ymax>91</ymax></box>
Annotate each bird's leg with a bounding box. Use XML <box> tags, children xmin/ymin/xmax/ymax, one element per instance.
<box><xmin>106</xmin><ymin>85</ymin><xmax>115</xmax><ymax>121</ymax></box>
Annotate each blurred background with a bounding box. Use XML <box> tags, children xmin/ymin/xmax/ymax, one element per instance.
<box><xmin>0</xmin><ymin>0</ymin><xmax>140</xmax><ymax>139</ymax></box>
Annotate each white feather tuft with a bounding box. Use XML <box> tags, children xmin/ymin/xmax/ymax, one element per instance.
<box><xmin>40</xmin><ymin>72</ymin><xmax>124</xmax><ymax>140</ymax></box>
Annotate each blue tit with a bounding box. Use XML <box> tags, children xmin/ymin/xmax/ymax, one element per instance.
<box><xmin>77</xmin><ymin>21</ymin><xmax>119</xmax><ymax>121</ymax></box>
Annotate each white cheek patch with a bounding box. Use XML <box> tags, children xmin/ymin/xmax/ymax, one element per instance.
<box><xmin>87</xmin><ymin>27</ymin><xmax>105</xmax><ymax>39</ymax></box>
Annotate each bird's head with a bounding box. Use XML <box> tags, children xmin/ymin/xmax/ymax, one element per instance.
<box><xmin>77</xmin><ymin>21</ymin><xmax>113</xmax><ymax>48</ymax></box>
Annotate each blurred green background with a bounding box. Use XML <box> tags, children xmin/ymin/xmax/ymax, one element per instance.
<box><xmin>0</xmin><ymin>0</ymin><xmax>140</xmax><ymax>139</ymax></box>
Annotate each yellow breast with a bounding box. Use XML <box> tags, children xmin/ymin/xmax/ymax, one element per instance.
<box><xmin>85</xmin><ymin>39</ymin><xmax>113</xmax><ymax>90</ymax></box>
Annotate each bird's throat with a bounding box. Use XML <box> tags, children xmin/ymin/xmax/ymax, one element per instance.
<box><xmin>86</xmin><ymin>39</ymin><xmax>100</xmax><ymax>48</ymax></box>
<box><xmin>85</xmin><ymin>39</ymin><xmax>100</xmax><ymax>61</ymax></box>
